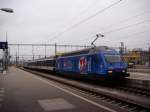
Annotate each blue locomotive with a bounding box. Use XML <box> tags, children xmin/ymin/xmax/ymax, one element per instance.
<box><xmin>24</xmin><ymin>46</ymin><xmax>129</xmax><ymax>80</ymax></box>
<box><xmin>55</xmin><ymin>46</ymin><xmax>129</xmax><ymax>80</ymax></box>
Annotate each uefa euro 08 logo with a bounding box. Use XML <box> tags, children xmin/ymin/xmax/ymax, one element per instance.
<box><xmin>79</xmin><ymin>57</ymin><xmax>87</xmax><ymax>72</ymax></box>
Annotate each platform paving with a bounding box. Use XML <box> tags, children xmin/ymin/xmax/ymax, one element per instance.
<box><xmin>128</xmin><ymin>68</ymin><xmax>150</xmax><ymax>73</ymax></box>
<box><xmin>125</xmin><ymin>72</ymin><xmax>150</xmax><ymax>90</ymax></box>
<box><xmin>129</xmin><ymin>72</ymin><xmax>150</xmax><ymax>80</ymax></box>
<box><xmin>0</xmin><ymin>67</ymin><xmax>123</xmax><ymax>112</ymax></box>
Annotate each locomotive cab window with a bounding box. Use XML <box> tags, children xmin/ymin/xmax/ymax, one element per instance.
<box><xmin>104</xmin><ymin>54</ymin><xmax>121</xmax><ymax>63</ymax></box>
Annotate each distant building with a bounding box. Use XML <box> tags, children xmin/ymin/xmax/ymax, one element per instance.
<box><xmin>122</xmin><ymin>48</ymin><xmax>149</xmax><ymax>65</ymax></box>
<box><xmin>140</xmin><ymin>51</ymin><xmax>149</xmax><ymax>65</ymax></box>
<box><xmin>122</xmin><ymin>51</ymin><xmax>140</xmax><ymax>64</ymax></box>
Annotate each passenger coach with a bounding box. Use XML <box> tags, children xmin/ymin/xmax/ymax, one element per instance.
<box><xmin>24</xmin><ymin>56</ymin><xmax>55</xmax><ymax>71</ymax></box>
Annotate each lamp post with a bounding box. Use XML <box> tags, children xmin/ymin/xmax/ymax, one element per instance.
<box><xmin>148</xmin><ymin>46</ymin><xmax>150</xmax><ymax>67</ymax></box>
<box><xmin>0</xmin><ymin>8</ymin><xmax>13</xmax><ymax>13</ymax></box>
<box><xmin>0</xmin><ymin>8</ymin><xmax>14</xmax><ymax>74</ymax></box>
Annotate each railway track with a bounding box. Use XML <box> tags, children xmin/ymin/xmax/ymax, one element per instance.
<box><xmin>21</xmin><ymin>67</ymin><xmax>150</xmax><ymax>112</ymax></box>
<box><xmin>114</xmin><ymin>86</ymin><xmax>150</xmax><ymax>97</ymax></box>
<box><xmin>71</xmin><ymin>87</ymin><xmax>149</xmax><ymax>112</ymax></box>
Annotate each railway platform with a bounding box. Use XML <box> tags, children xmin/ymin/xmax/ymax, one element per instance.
<box><xmin>129</xmin><ymin>72</ymin><xmax>150</xmax><ymax>80</ymax></box>
<box><xmin>128</xmin><ymin>68</ymin><xmax>150</xmax><ymax>73</ymax></box>
<box><xmin>125</xmin><ymin>72</ymin><xmax>150</xmax><ymax>90</ymax></box>
<box><xmin>0</xmin><ymin>67</ymin><xmax>127</xmax><ymax>112</ymax></box>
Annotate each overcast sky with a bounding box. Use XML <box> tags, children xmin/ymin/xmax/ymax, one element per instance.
<box><xmin>0</xmin><ymin>0</ymin><xmax>150</xmax><ymax>54</ymax></box>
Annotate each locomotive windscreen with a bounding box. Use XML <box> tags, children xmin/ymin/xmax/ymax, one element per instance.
<box><xmin>104</xmin><ymin>54</ymin><xmax>121</xmax><ymax>63</ymax></box>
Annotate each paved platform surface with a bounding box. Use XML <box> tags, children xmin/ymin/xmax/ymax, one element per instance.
<box><xmin>134</xmin><ymin>65</ymin><xmax>150</xmax><ymax>69</ymax></box>
<box><xmin>0</xmin><ymin>67</ymin><xmax>123</xmax><ymax>112</ymax></box>
<box><xmin>128</xmin><ymin>68</ymin><xmax>150</xmax><ymax>73</ymax></box>
<box><xmin>129</xmin><ymin>72</ymin><xmax>150</xmax><ymax>80</ymax></box>
<box><xmin>125</xmin><ymin>72</ymin><xmax>150</xmax><ymax>90</ymax></box>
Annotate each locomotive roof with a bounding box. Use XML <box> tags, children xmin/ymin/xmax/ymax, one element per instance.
<box><xmin>37</xmin><ymin>56</ymin><xmax>55</xmax><ymax>61</ymax></box>
<box><xmin>26</xmin><ymin>46</ymin><xmax>116</xmax><ymax>63</ymax></box>
<box><xmin>59</xmin><ymin>46</ymin><xmax>115</xmax><ymax>57</ymax></box>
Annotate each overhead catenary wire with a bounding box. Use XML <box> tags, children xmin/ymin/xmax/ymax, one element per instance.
<box><xmin>98</xmin><ymin>9</ymin><xmax>150</xmax><ymax>32</ymax></box>
<box><xmin>50</xmin><ymin>0</ymin><xmax>122</xmax><ymax>42</ymax></box>
<box><xmin>92</xmin><ymin>29</ymin><xmax>150</xmax><ymax>47</ymax></box>
<box><xmin>76</xmin><ymin>0</ymin><xmax>100</xmax><ymax>16</ymax></box>
<box><xmin>68</xmin><ymin>0</ymin><xmax>101</xmax><ymax>22</ymax></box>
<box><xmin>104</xmin><ymin>19</ymin><xmax>150</xmax><ymax>34</ymax></box>
<box><xmin>73</xmin><ymin>18</ymin><xmax>150</xmax><ymax>45</ymax></box>
<box><xmin>68</xmin><ymin>7</ymin><xmax>150</xmax><ymax>45</ymax></box>
<box><xmin>97</xmin><ymin>28</ymin><xmax>150</xmax><ymax>44</ymax></box>
<box><xmin>47</xmin><ymin>0</ymin><xmax>100</xmax><ymax>40</ymax></box>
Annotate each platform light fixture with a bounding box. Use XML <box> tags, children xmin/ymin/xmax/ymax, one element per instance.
<box><xmin>0</xmin><ymin>8</ymin><xmax>14</xmax><ymax>73</ymax></box>
<box><xmin>0</xmin><ymin>8</ymin><xmax>14</xmax><ymax>13</ymax></box>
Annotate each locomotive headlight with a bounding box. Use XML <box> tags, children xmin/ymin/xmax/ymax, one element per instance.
<box><xmin>122</xmin><ymin>70</ymin><xmax>125</xmax><ymax>72</ymax></box>
<box><xmin>108</xmin><ymin>70</ymin><xmax>112</xmax><ymax>73</ymax></box>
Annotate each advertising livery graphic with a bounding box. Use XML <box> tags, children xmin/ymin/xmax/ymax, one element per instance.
<box><xmin>79</xmin><ymin>57</ymin><xmax>87</xmax><ymax>72</ymax></box>
<box><xmin>64</xmin><ymin>60</ymin><xmax>72</xmax><ymax>69</ymax></box>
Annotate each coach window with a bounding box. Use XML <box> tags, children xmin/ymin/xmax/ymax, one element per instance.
<box><xmin>47</xmin><ymin>60</ymin><xmax>50</xmax><ymax>66</ymax></box>
<box><xmin>49</xmin><ymin>60</ymin><xmax>51</xmax><ymax>66</ymax></box>
<box><xmin>44</xmin><ymin>61</ymin><xmax>46</xmax><ymax>66</ymax></box>
<box><xmin>53</xmin><ymin>60</ymin><xmax>56</xmax><ymax>66</ymax></box>
<box><xmin>45</xmin><ymin>60</ymin><xmax>48</xmax><ymax>66</ymax></box>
